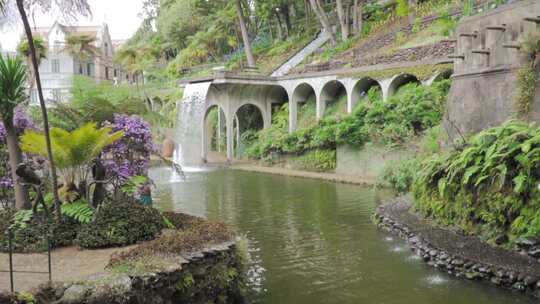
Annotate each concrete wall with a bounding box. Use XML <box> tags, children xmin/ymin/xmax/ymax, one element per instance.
<box><xmin>445</xmin><ymin>0</ymin><xmax>540</xmax><ymax>138</ymax></box>
<box><xmin>335</xmin><ymin>144</ymin><xmax>414</xmax><ymax>180</ymax></box>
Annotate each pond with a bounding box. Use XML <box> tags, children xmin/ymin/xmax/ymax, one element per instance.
<box><xmin>150</xmin><ymin>167</ymin><xmax>537</xmax><ymax>304</ymax></box>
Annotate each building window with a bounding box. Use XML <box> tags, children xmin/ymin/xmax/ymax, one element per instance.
<box><xmin>114</xmin><ymin>69</ymin><xmax>117</xmax><ymax>77</ymax></box>
<box><xmin>30</xmin><ymin>89</ymin><xmax>38</xmax><ymax>104</ymax></box>
<box><xmin>52</xmin><ymin>89</ymin><xmax>62</xmax><ymax>102</ymax></box>
<box><xmin>78</xmin><ymin>63</ymin><xmax>83</xmax><ymax>74</ymax></box>
<box><xmin>87</xmin><ymin>63</ymin><xmax>94</xmax><ymax>76</ymax></box>
<box><xmin>105</xmin><ymin>67</ymin><xmax>109</xmax><ymax>80</ymax></box>
<box><xmin>51</xmin><ymin>59</ymin><xmax>60</xmax><ymax>73</ymax></box>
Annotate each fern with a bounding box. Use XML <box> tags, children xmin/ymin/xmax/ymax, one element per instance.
<box><xmin>61</xmin><ymin>200</ymin><xmax>94</xmax><ymax>224</ymax></box>
<box><xmin>10</xmin><ymin>210</ymin><xmax>33</xmax><ymax>230</ymax></box>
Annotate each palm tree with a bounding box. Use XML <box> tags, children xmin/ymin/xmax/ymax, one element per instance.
<box><xmin>0</xmin><ymin>55</ymin><xmax>30</xmax><ymax>209</ymax></box>
<box><xmin>17</xmin><ymin>36</ymin><xmax>47</xmax><ymax>90</ymax></box>
<box><xmin>114</xmin><ymin>46</ymin><xmax>144</xmax><ymax>86</ymax></box>
<box><xmin>63</xmin><ymin>34</ymin><xmax>98</xmax><ymax>74</ymax></box>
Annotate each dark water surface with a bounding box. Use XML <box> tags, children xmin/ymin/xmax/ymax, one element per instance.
<box><xmin>150</xmin><ymin>167</ymin><xmax>537</xmax><ymax>304</ymax></box>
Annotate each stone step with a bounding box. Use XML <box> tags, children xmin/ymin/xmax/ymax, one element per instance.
<box><xmin>523</xmin><ymin>17</ymin><xmax>540</xmax><ymax>24</ymax></box>
<box><xmin>459</xmin><ymin>32</ymin><xmax>478</xmax><ymax>38</ymax></box>
<box><xmin>448</xmin><ymin>54</ymin><xmax>465</xmax><ymax>59</ymax></box>
<box><xmin>486</xmin><ymin>26</ymin><xmax>506</xmax><ymax>31</ymax></box>
<box><xmin>471</xmin><ymin>49</ymin><xmax>491</xmax><ymax>55</ymax></box>
<box><xmin>441</xmin><ymin>39</ymin><xmax>458</xmax><ymax>44</ymax></box>
<box><xmin>502</xmin><ymin>43</ymin><xmax>521</xmax><ymax>49</ymax></box>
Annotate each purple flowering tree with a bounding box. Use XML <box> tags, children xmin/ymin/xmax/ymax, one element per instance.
<box><xmin>103</xmin><ymin>114</ymin><xmax>155</xmax><ymax>196</ymax></box>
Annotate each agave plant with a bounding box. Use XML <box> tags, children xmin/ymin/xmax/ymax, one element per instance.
<box><xmin>20</xmin><ymin>123</ymin><xmax>123</xmax><ymax>202</ymax></box>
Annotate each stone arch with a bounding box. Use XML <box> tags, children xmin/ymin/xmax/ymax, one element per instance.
<box><xmin>291</xmin><ymin>82</ymin><xmax>316</xmax><ymax>131</ymax></box>
<box><xmin>432</xmin><ymin>69</ymin><xmax>454</xmax><ymax>83</ymax></box>
<box><xmin>351</xmin><ymin>77</ymin><xmax>382</xmax><ymax>110</ymax></box>
<box><xmin>264</xmin><ymin>85</ymin><xmax>289</xmax><ymax>129</ymax></box>
<box><xmin>387</xmin><ymin>73</ymin><xmax>421</xmax><ymax>98</ymax></box>
<box><xmin>233</xmin><ymin>103</ymin><xmax>265</xmax><ymax>158</ymax></box>
<box><xmin>320</xmin><ymin>80</ymin><xmax>347</xmax><ymax>117</ymax></box>
<box><xmin>202</xmin><ymin>104</ymin><xmax>228</xmax><ymax>163</ymax></box>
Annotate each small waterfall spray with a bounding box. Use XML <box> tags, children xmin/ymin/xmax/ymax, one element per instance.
<box><xmin>173</xmin><ymin>81</ymin><xmax>212</xmax><ymax>169</ymax></box>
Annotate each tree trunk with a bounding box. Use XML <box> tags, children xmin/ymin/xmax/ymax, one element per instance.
<box><xmin>16</xmin><ymin>0</ymin><xmax>61</xmax><ymax>218</ymax></box>
<box><xmin>336</xmin><ymin>0</ymin><xmax>349</xmax><ymax>40</ymax></box>
<box><xmin>4</xmin><ymin>122</ymin><xmax>30</xmax><ymax>209</ymax></box>
<box><xmin>274</xmin><ymin>11</ymin><xmax>284</xmax><ymax>40</ymax></box>
<box><xmin>308</xmin><ymin>0</ymin><xmax>337</xmax><ymax>46</ymax></box>
<box><xmin>235</xmin><ymin>0</ymin><xmax>256</xmax><ymax>68</ymax></box>
<box><xmin>282</xmin><ymin>4</ymin><xmax>291</xmax><ymax>38</ymax></box>
<box><xmin>408</xmin><ymin>0</ymin><xmax>416</xmax><ymax>24</ymax></box>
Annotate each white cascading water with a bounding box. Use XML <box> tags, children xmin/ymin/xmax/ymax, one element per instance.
<box><xmin>172</xmin><ymin>81</ymin><xmax>213</xmax><ymax>176</ymax></box>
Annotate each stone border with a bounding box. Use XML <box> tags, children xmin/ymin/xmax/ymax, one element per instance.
<box><xmin>374</xmin><ymin>199</ymin><xmax>540</xmax><ymax>299</ymax></box>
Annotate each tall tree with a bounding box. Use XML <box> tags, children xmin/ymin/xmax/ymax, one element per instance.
<box><xmin>0</xmin><ymin>55</ymin><xmax>30</xmax><ymax>209</ymax></box>
<box><xmin>235</xmin><ymin>0</ymin><xmax>256</xmax><ymax>68</ymax></box>
<box><xmin>10</xmin><ymin>0</ymin><xmax>92</xmax><ymax>219</ymax></box>
<box><xmin>308</xmin><ymin>0</ymin><xmax>337</xmax><ymax>45</ymax></box>
<box><xmin>352</xmin><ymin>0</ymin><xmax>364</xmax><ymax>35</ymax></box>
<box><xmin>336</xmin><ymin>0</ymin><xmax>349</xmax><ymax>40</ymax></box>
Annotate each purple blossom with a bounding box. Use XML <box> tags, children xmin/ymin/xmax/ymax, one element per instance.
<box><xmin>103</xmin><ymin>114</ymin><xmax>154</xmax><ymax>185</ymax></box>
<box><xmin>0</xmin><ymin>176</ymin><xmax>12</xmax><ymax>189</ymax></box>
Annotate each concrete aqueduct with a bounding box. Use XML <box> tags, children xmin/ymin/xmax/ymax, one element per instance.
<box><xmin>181</xmin><ymin>60</ymin><xmax>453</xmax><ymax>163</ymax></box>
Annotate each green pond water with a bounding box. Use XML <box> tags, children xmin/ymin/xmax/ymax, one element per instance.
<box><xmin>150</xmin><ymin>167</ymin><xmax>537</xmax><ymax>304</ymax></box>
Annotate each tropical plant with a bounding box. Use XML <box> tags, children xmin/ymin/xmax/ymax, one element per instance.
<box><xmin>6</xmin><ymin>0</ymin><xmax>92</xmax><ymax>219</ymax></box>
<box><xmin>0</xmin><ymin>54</ymin><xmax>30</xmax><ymax>209</ymax></box>
<box><xmin>17</xmin><ymin>36</ymin><xmax>47</xmax><ymax>89</ymax></box>
<box><xmin>64</xmin><ymin>33</ymin><xmax>98</xmax><ymax>72</ymax></box>
<box><xmin>61</xmin><ymin>200</ymin><xmax>94</xmax><ymax>223</ymax></box>
<box><xmin>20</xmin><ymin>123</ymin><xmax>123</xmax><ymax>201</ymax></box>
<box><xmin>413</xmin><ymin>121</ymin><xmax>540</xmax><ymax>243</ymax></box>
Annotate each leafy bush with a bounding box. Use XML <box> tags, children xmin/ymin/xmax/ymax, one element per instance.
<box><xmin>378</xmin><ymin>157</ymin><xmax>420</xmax><ymax>193</ymax></box>
<box><xmin>0</xmin><ymin>209</ymin><xmax>81</xmax><ymax>253</ymax></box>
<box><xmin>61</xmin><ymin>200</ymin><xmax>94</xmax><ymax>224</ymax></box>
<box><xmin>413</xmin><ymin>121</ymin><xmax>540</xmax><ymax>243</ymax></box>
<box><xmin>244</xmin><ymin>80</ymin><xmax>450</xmax><ymax>163</ymax></box>
<box><xmin>76</xmin><ymin>201</ymin><xmax>164</xmax><ymax>249</ymax></box>
<box><xmin>294</xmin><ymin>149</ymin><xmax>336</xmax><ymax>172</ymax></box>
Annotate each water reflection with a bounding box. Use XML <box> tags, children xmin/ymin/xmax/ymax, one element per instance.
<box><xmin>150</xmin><ymin>167</ymin><xmax>537</xmax><ymax>304</ymax></box>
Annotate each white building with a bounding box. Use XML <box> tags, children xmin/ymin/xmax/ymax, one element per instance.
<box><xmin>29</xmin><ymin>22</ymin><xmax>133</xmax><ymax>103</ymax></box>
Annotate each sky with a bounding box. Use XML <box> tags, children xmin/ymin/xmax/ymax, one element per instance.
<box><xmin>0</xmin><ymin>0</ymin><xmax>145</xmax><ymax>51</ymax></box>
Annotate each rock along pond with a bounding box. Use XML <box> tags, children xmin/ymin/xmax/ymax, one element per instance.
<box><xmin>150</xmin><ymin>167</ymin><xmax>537</xmax><ymax>304</ymax></box>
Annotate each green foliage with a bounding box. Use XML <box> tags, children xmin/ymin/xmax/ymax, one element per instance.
<box><xmin>519</xmin><ymin>33</ymin><xmax>540</xmax><ymax>62</ymax></box>
<box><xmin>0</xmin><ymin>55</ymin><xmax>27</xmax><ymax>122</ymax></box>
<box><xmin>245</xmin><ymin>80</ymin><xmax>450</xmax><ymax>166</ymax></box>
<box><xmin>395</xmin><ymin>0</ymin><xmax>409</xmax><ymax>17</ymax></box>
<box><xmin>121</xmin><ymin>175</ymin><xmax>148</xmax><ymax>196</ymax></box>
<box><xmin>61</xmin><ymin>200</ymin><xmax>94</xmax><ymax>224</ymax></box>
<box><xmin>0</xmin><ymin>208</ymin><xmax>81</xmax><ymax>253</ymax></box>
<box><xmin>413</xmin><ymin>121</ymin><xmax>540</xmax><ymax>243</ymax></box>
<box><xmin>76</xmin><ymin>201</ymin><xmax>164</xmax><ymax>249</ymax></box>
<box><xmin>17</xmin><ymin>36</ymin><xmax>47</xmax><ymax>63</ymax></box>
<box><xmin>21</xmin><ymin>123</ymin><xmax>123</xmax><ymax>195</ymax></box>
<box><xmin>515</xmin><ymin>67</ymin><xmax>539</xmax><ymax>118</ymax></box>
<box><xmin>378</xmin><ymin>157</ymin><xmax>420</xmax><ymax>193</ymax></box>
<box><xmin>294</xmin><ymin>149</ymin><xmax>336</xmax><ymax>171</ymax></box>
<box><xmin>432</xmin><ymin>9</ymin><xmax>456</xmax><ymax>37</ymax></box>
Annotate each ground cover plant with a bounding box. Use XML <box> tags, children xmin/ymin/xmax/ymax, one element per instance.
<box><xmin>413</xmin><ymin>121</ymin><xmax>540</xmax><ymax>244</ymax></box>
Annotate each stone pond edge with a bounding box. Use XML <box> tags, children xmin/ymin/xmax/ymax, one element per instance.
<box><xmin>373</xmin><ymin>201</ymin><xmax>540</xmax><ymax>299</ymax></box>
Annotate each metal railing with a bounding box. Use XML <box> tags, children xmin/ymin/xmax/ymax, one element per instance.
<box><xmin>1</xmin><ymin>228</ymin><xmax>52</xmax><ymax>293</ymax></box>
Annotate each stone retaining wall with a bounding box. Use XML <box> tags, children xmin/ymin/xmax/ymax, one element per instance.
<box><xmin>374</xmin><ymin>200</ymin><xmax>540</xmax><ymax>299</ymax></box>
<box><xmin>0</xmin><ymin>241</ymin><xmax>246</xmax><ymax>304</ymax></box>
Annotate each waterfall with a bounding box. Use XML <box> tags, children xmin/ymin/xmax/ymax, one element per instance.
<box><xmin>174</xmin><ymin>81</ymin><xmax>212</xmax><ymax>168</ymax></box>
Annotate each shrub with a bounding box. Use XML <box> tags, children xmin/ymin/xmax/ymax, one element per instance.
<box><xmin>0</xmin><ymin>209</ymin><xmax>81</xmax><ymax>253</ymax></box>
<box><xmin>76</xmin><ymin>201</ymin><xmax>164</xmax><ymax>249</ymax></box>
<box><xmin>413</xmin><ymin>121</ymin><xmax>540</xmax><ymax>243</ymax></box>
<box><xmin>294</xmin><ymin>149</ymin><xmax>336</xmax><ymax>172</ymax></box>
<box><xmin>378</xmin><ymin>157</ymin><xmax>420</xmax><ymax>193</ymax></box>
